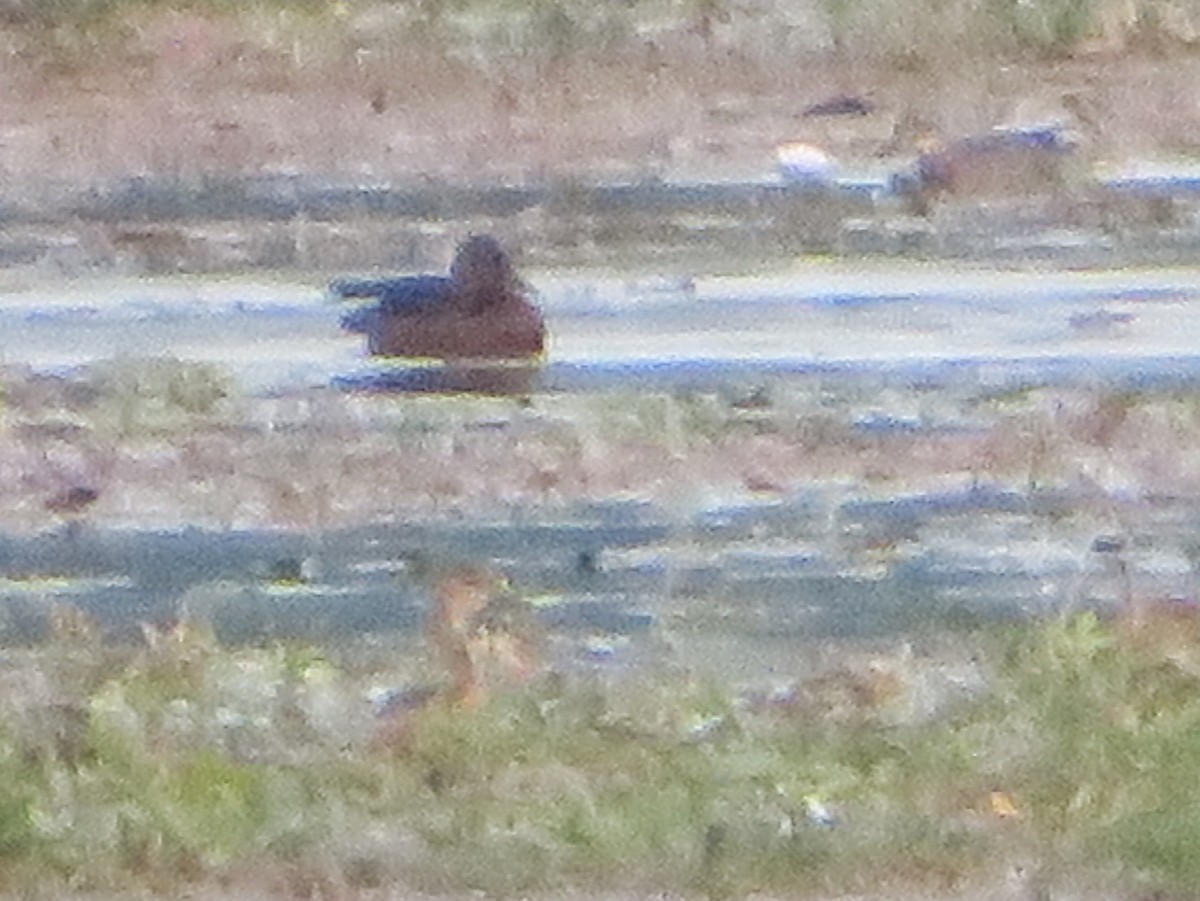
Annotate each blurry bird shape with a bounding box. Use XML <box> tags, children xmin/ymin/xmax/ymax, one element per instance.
<box><xmin>426</xmin><ymin>563</ymin><xmax>544</xmax><ymax>708</ymax></box>
<box><xmin>893</xmin><ymin>123</ymin><xmax>1079</xmax><ymax>214</ymax></box>
<box><xmin>44</xmin><ymin>485</ymin><xmax>99</xmax><ymax>516</ymax></box>
<box><xmin>333</xmin><ymin>234</ymin><xmax>545</xmax><ymax>361</ymax></box>
<box><xmin>372</xmin><ymin>561</ymin><xmax>544</xmax><ymax>750</ymax></box>
<box><xmin>43</xmin><ymin>485</ymin><xmax>100</xmax><ymax>538</ymax></box>
<box><xmin>802</xmin><ymin>93</ymin><xmax>875</xmax><ymax>118</ymax></box>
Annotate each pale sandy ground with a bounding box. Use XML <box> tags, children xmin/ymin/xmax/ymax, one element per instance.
<box><xmin>4</xmin><ymin>9</ymin><xmax>1200</xmax><ymax>196</ymax></box>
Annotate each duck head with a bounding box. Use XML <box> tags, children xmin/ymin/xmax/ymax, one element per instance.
<box><xmin>450</xmin><ymin>234</ymin><xmax>521</xmax><ymax>314</ymax></box>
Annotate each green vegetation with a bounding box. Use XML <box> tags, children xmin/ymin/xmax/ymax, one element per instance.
<box><xmin>0</xmin><ymin>0</ymin><xmax>328</xmax><ymax>29</ymax></box>
<box><xmin>0</xmin><ymin>612</ymin><xmax>1198</xmax><ymax>896</ymax></box>
<box><xmin>84</xmin><ymin>356</ymin><xmax>237</xmax><ymax>439</ymax></box>
<box><xmin>0</xmin><ymin>357</ymin><xmax>237</xmax><ymax>446</ymax></box>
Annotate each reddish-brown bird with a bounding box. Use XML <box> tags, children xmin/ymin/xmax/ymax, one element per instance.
<box><xmin>894</xmin><ymin>124</ymin><xmax>1077</xmax><ymax>215</ymax></box>
<box><xmin>334</xmin><ymin>234</ymin><xmax>545</xmax><ymax>361</ymax></box>
<box><xmin>425</xmin><ymin>564</ymin><xmax>543</xmax><ymax>709</ymax></box>
<box><xmin>372</xmin><ymin>562</ymin><xmax>544</xmax><ymax>751</ymax></box>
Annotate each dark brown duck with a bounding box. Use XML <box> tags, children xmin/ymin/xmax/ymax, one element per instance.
<box><xmin>333</xmin><ymin>235</ymin><xmax>546</xmax><ymax>361</ymax></box>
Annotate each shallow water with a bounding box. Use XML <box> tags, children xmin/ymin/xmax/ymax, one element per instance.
<box><xmin>5</xmin><ymin>262</ymin><xmax>1200</xmax><ymax>394</ymax></box>
<box><xmin>2</xmin><ymin>262</ymin><xmax>1199</xmax><ymax>677</ymax></box>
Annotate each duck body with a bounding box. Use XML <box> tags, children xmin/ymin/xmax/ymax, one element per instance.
<box><xmin>333</xmin><ymin>235</ymin><xmax>545</xmax><ymax>361</ymax></box>
<box><xmin>894</xmin><ymin>124</ymin><xmax>1078</xmax><ymax>214</ymax></box>
<box><xmin>916</xmin><ymin>126</ymin><xmax>1076</xmax><ymax>191</ymax></box>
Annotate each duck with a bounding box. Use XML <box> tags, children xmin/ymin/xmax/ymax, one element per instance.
<box><xmin>892</xmin><ymin>123</ymin><xmax>1079</xmax><ymax>215</ymax></box>
<box><xmin>332</xmin><ymin>234</ymin><xmax>546</xmax><ymax>361</ymax></box>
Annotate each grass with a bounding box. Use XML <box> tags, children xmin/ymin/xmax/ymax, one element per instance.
<box><xmin>2</xmin><ymin>0</ymin><xmax>1196</xmax><ymax>103</ymax></box>
<box><xmin>0</xmin><ymin>0</ymin><xmax>1195</xmax><ymax>265</ymax></box>
<box><xmin>0</xmin><ymin>0</ymin><xmax>1186</xmax><ymax>64</ymax></box>
<box><xmin>3</xmin><ymin>358</ymin><xmax>1200</xmax><ymax>534</ymax></box>
<box><xmin>0</xmin><ymin>610</ymin><xmax>1199</xmax><ymax>896</ymax></box>
<box><xmin>5</xmin><ymin>369</ymin><xmax>1200</xmax><ymax>896</ymax></box>
<box><xmin>84</xmin><ymin>356</ymin><xmax>237</xmax><ymax>440</ymax></box>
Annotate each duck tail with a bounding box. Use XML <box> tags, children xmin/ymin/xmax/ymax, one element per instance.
<box><xmin>329</xmin><ymin>277</ymin><xmax>390</xmax><ymax>300</ymax></box>
<box><xmin>340</xmin><ymin>306</ymin><xmax>378</xmax><ymax>333</ymax></box>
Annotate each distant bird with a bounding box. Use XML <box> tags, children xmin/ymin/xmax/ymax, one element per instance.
<box><xmin>775</xmin><ymin>141</ymin><xmax>838</xmax><ymax>185</ymax></box>
<box><xmin>332</xmin><ymin>234</ymin><xmax>546</xmax><ymax>361</ymax></box>
<box><xmin>426</xmin><ymin>563</ymin><xmax>543</xmax><ymax>708</ymax></box>
<box><xmin>44</xmin><ymin>485</ymin><xmax>100</xmax><ymax>536</ymax></box>
<box><xmin>44</xmin><ymin>485</ymin><xmax>99</xmax><ymax>516</ymax></box>
<box><xmin>892</xmin><ymin>124</ymin><xmax>1078</xmax><ymax>215</ymax></box>
<box><xmin>802</xmin><ymin>93</ymin><xmax>875</xmax><ymax>118</ymax></box>
<box><xmin>372</xmin><ymin>560</ymin><xmax>544</xmax><ymax>751</ymax></box>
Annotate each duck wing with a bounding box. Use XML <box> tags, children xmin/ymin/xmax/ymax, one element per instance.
<box><xmin>330</xmin><ymin>275</ymin><xmax>455</xmax><ymax>314</ymax></box>
<box><xmin>333</xmin><ymin>274</ymin><xmax>457</xmax><ymax>334</ymax></box>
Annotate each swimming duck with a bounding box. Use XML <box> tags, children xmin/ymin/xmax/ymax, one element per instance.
<box><xmin>333</xmin><ymin>234</ymin><xmax>545</xmax><ymax>361</ymax></box>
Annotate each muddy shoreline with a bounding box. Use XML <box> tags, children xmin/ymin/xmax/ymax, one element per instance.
<box><xmin>3</xmin><ymin>14</ymin><xmax>1200</xmax><ymax>277</ymax></box>
<box><xmin>0</xmin><ymin>168</ymin><xmax>1193</xmax><ymax>279</ymax></box>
